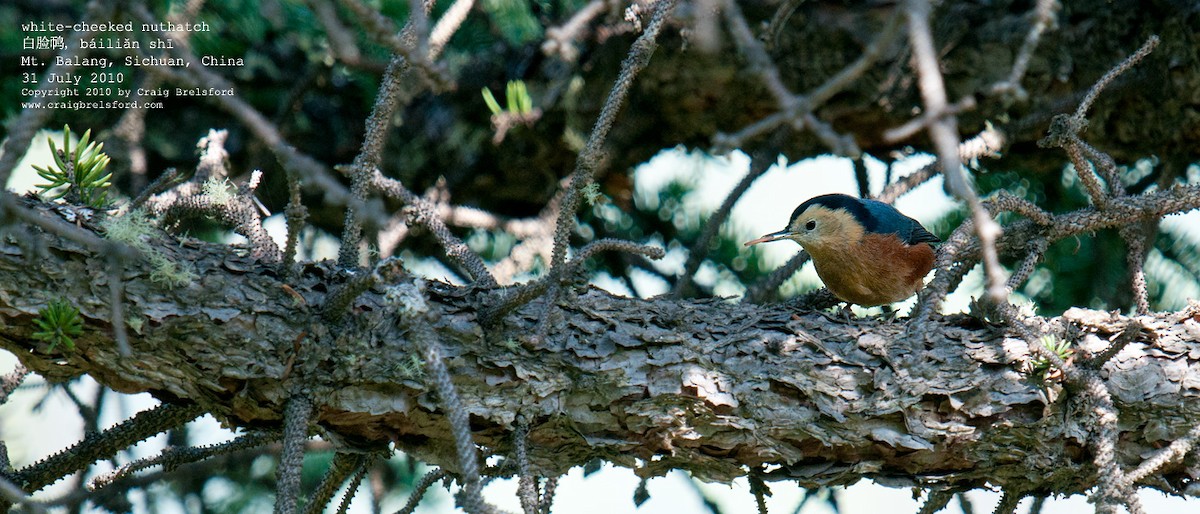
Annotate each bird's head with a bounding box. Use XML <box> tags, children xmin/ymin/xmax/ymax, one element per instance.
<box><xmin>743</xmin><ymin>194</ymin><xmax>868</xmax><ymax>251</ymax></box>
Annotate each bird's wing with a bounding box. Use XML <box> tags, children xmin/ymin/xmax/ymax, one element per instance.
<box><xmin>861</xmin><ymin>199</ymin><xmax>941</xmax><ymax>245</ymax></box>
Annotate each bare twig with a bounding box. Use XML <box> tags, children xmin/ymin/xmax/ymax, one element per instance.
<box><xmin>548</xmin><ymin>0</ymin><xmax>677</xmax><ymax>275</ymax></box>
<box><xmin>917</xmin><ymin>490</ymin><xmax>953</xmax><ymax>514</ymax></box>
<box><xmin>675</xmin><ymin>151</ymin><xmax>774</xmax><ymax>297</ymax></box>
<box><xmin>989</xmin><ymin>0</ymin><xmax>1060</xmax><ymax>101</ymax></box>
<box><xmin>0</xmin><ymin>365</ymin><xmax>30</xmax><ymax>406</ymax></box>
<box><xmin>990</xmin><ymin>490</ymin><xmax>1022</xmax><ymax>514</ymax></box>
<box><xmin>335</xmin><ymin>459</ymin><xmax>371</xmax><ymax>514</ymax></box>
<box><xmin>1073</xmin><ymin>36</ymin><xmax>1159</xmax><ymax>122</ymax></box>
<box><xmin>742</xmin><ymin>250</ymin><xmax>811</xmax><ymax>305</ymax></box>
<box><xmin>89</xmin><ymin>431</ymin><xmax>278</xmax><ymax>491</ymax></box>
<box><xmin>393</xmin><ymin>468</ymin><xmax>447</xmax><ymax>514</ymax></box>
<box><xmin>515</xmin><ymin>419</ymin><xmax>540</xmax><ymax>514</ymax></box>
<box><xmin>1125</xmin><ymin>423</ymin><xmax>1200</xmax><ymax>485</ymax></box>
<box><xmin>366</xmin><ymin>170</ymin><xmax>497</xmax><ymax>286</ymax></box>
<box><xmin>306</xmin><ymin>453</ymin><xmax>368</xmax><ymax>514</ymax></box>
<box><xmin>275</xmin><ymin>394</ymin><xmax>314</xmax><ymax>514</ymax></box>
<box><xmin>12</xmin><ymin>402</ymin><xmax>205</xmax><ymax>492</ymax></box>
<box><xmin>542</xmin><ymin>0</ymin><xmax>608</xmax><ymax>62</ymax></box>
<box><xmin>904</xmin><ymin>0</ymin><xmax>1006</xmax><ymax>304</ymax></box>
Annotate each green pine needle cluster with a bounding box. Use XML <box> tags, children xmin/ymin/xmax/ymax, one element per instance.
<box><xmin>1031</xmin><ymin>335</ymin><xmax>1074</xmax><ymax>382</ymax></box>
<box><xmin>31</xmin><ymin>299</ymin><xmax>83</xmax><ymax>352</ymax></box>
<box><xmin>33</xmin><ymin>125</ymin><xmax>113</xmax><ymax>209</ymax></box>
<box><xmin>482</xmin><ymin>80</ymin><xmax>535</xmax><ymax>116</ymax></box>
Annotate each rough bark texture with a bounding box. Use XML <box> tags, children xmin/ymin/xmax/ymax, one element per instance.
<box><xmin>3</xmin><ymin>201</ymin><xmax>1199</xmax><ymax>495</ymax></box>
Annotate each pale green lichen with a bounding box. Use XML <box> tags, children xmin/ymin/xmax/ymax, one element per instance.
<box><xmin>202</xmin><ymin>177</ymin><xmax>235</xmax><ymax>206</ymax></box>
<box><xmin>101</xmin><ymin>209</ymin><xmax>197</xmax><ymax>289</ymax></box>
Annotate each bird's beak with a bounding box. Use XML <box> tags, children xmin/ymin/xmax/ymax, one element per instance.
<box><xmin>744</xmin><ymin>229</ymin><xmax>793</xmax><ymax>247</ymax></box>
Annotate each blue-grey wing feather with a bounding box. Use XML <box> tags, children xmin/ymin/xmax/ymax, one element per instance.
<box><xmin>860</xmin><ymin>199</ymin><xmax>940</xmax><ymax>245</ymax></box>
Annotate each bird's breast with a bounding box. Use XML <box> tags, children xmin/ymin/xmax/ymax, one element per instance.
<box><xmin>806</xmin><ymin>233</ymin><xmax>935</xmax><ymax>306</ymax></box>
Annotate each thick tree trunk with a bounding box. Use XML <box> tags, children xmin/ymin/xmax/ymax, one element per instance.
<box><xmin>2</xmin><ymin>202</ymin><xmax>1199</xmax><ymax>495</ymax></box>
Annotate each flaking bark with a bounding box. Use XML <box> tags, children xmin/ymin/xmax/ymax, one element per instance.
<box><xmin>2</xmin><ymin>201</ymin><xmax>1199</xmax><ymax>496</ymax></box>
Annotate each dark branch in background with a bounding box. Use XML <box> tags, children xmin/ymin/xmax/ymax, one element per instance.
<box><xmin>304</xmin><ymin>453</ymin><xmax>367</xmax><ymax>514</ymax></box>
<box><xmin>395</xmin><ymin>468</ymin><xmax>448</xmax><ymax>514</ymax></box>
<box><xmin>7</xmin><ymin>402</ymin><xmax>204</xmax><ymax>493</ymax></box>
<box><xmin>674</xmin><ymin>150</ymin><xmax>774</xmax><ymax>298</ymax></box>
<box><xmin>88</xmin><ymin>431</ymin><xmax>279</xmax><ymax>492</ymax></box>
<box><xmin>712</xmin><ymin>6</ymin><xmax>902</xmax><ymax>154</ymax></box>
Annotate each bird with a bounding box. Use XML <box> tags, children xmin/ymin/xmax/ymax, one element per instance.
<box><xmin>744</xmin><ymin>193</ymin><xmax>940</xmax><ymax>307</ymax></box>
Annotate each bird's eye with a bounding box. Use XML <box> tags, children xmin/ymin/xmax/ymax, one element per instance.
<box><xmin>805</xmin><ymin>220</ymin><xmax>817</xmax><ymax>231</ymax></box>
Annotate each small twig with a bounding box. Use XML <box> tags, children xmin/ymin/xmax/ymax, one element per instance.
<box><xmin>956</xmin><ymin>492</ymin><xmax>975</xmax><ymax>514</ymax></box>
<box><xmin>1119</xmin><ymin>221</ymin><xmax>1153</xmax><ymax>314</ymax></box>
<box><xmin>429</xmin><ymin>0</ymin><xmax>475</xmax><ymax>58</ymax></box>
<box><xmin>1073</xmin><ymin>35</ymin><xmax>1159</xmax><ymax>123</ymax></box>
<box><xmin>411</xmin><ymin>312</ymin><xmax>505</xmax><ymax>514</ymax></box>
<box><xmin>748</xmin><ymin>472</ymin><xmax>771</xmax><ymax>514</ymax></box>
<box><xmin>12</xmin><ymin>402</ymin><xmax>205</xmax><ymax>492</ymax></box>
<box><xmin>990</xmin><ymin>490</ymin><xmax>1022</xmax><ymax>514</ymax></box>
<box><xmin>883</xmin><ymin>96</ymin><xmax>977</xmax><ymax>143</ymax></box>
<box><xmin>989</xmin><ymin>0</ymin><xmax>1059</xmax><ymax>101</ymax></box>
<box><xmin>514</xmin><ymin>419</ymin><xmax>540</xmax><ymax>514</ymax></box>
<box><xmin>0</xmin><ymin>365</ymin><xmax>30</xmax><ymax>406</ymax></box>
<box><xmin>283</xmin><ymin>171</ymin><xmax>308</xmax><ymax>276</ymax></box>
<box><xmin>479</xmin><ymin>239</ymin><xmax>662</xmax><ymax>322</ymax></box>
<box><xmin>916</xmin><ymin>490</ymin><xmax>953</xmax><ymax>514</ymax></box>
<box><xmin>1085</xmin><ymin>320</ymin><xmax>1147</xmax><ymax>368</ymax></box>
<box><xmin>340</xmin><ymin>0</ymin><xmax>450</xmax><ymax>90</ymax></box>
<box><xmin>394</xmin><ymin>468</ymin><xmax>447</xmax><ymax>514</ymax></box>
<box><xmin>742</xmin><ymin>251</ymin><xmax>811</xmax><ymax>304</ymax></box>
<box><xmin>1124</xmin><ymin>422</ymin><xmax>1200</xmax><ymax>485</ymax></box>
<box><xmin>130</xmin><ymin>168</ymin><xmax>184</xmax><ymax>210</ymax></box>
<box><xmin>334</xmin><ymin>457</ymin><xmax>372</xmax><ymax>514</ymax></box>
<box><xmin>1004</xmin><ymin>238</ymin><xmax>1047</xmax><ymax>293</ymax></box>
<box><xmin>304</xmin><ymin>453</ymin><xmax>367</xmax><ymax>514</ymax></box>
<box><xmin>1027</xmin><ymin>495</ymin><xmax>1045</xmax><ymax>514</ymax></box>
<box><xmin>89</xmin><ymin>431</ymin><xmax>278</xmax><ymax>491</ymax></box>
<box><xmin>542</xmin><ymin>0</ymin><xmax>607</xmax><ymax>62</ymax></box>
<box><xmin>275</xmin><ymin>394</ymin><xmax>314</xmax><ymax>514</ymax></box>
<box><xmin>366</xmin><ymin>169</ymin><xmax>497</xmax><ymax>286</ymax></box>
<box><xmin>674</xmin><ymin>151</ymin><xmax>774</xmax><ymax>297</ymax></box>
<box><xmin>547</xmin><ymin>0</ymin><xmax>677</xmax><ymax>278</ymax></box>
<box><xmin>904</xmin><ymin>0</ymin><xmax>1006</xmax><ymax>304</ymax></box>
<box><xmin>538</xmin><ymin>476</ymin><xmax>558</xmax><ymax>514</ymax></box>
<box><xmin>0</xmin><ymin>476</ymin><xmax>48</xmax><ymax>514</ymax></box>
